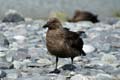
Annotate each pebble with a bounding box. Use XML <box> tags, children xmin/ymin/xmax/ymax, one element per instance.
<box><xmin>83</xmin><ymin>44</ymin><xmax>96</xmax><ymax>53</ymax></box>
<box><xmin>0</xmin><ymin>18</ymin><xmax>120</xmax><ymax>80</ymax></box>
<box><xmin>101</xmin><ymin>54</ymin><xmax>117</xmax><ymax>64</ymax></box>
<box><xmin>12</xmin><ymin>61</ymin><xmax>23</xmax><ymax>69</ymax></box>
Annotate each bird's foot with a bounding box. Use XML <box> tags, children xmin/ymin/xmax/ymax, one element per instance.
<box><xmin>49</xmin><ymin>69</ymin><xmax>60</xmax><ymax>74</ymax></box>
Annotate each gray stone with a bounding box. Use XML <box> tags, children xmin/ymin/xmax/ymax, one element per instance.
<box><xmin>101</xmin><ymin>54</ymin><xmax>117</xmax><ymax>64</ymax></box>
<box><xmin>70</xmin><ymin>74</ymin><xmax>96</xmax><ymax>80</ymax></box>
<box><xmin>0</xmin><ymin>62</ymin><xmax>13</xmax><ymax>69</ymax></box>
<box><xmin>56</xmin><ymin>75</ymin><xmax>66</xmax><ymax>80</ymax></box>
<box><xmin>0</xmin><ymin>33</ymin><xmax>9</xmax><ymax>51</ymax></box>
<box><xmin>0</xmin><ymin>52</ymin><xmax>6</xmax><ymax>62</ymax></box>
<box><xmin>12</xmin><ymin>61</ymin><xmax>23</xmax><ymax>69</ymax></box>
<box><xmin>96</xmin><ymin>73</ymin><xmax>113</xmax><ymax>80</ymax></box>
<box><xmin>0</xmin><ymin>70</ymin><xmax>6</xmax><ymax>78</ymax></box>
<box><xmin>5</xmin><ymin>69</ymin><xmax>22</xmax><ymax>79</ymax></box>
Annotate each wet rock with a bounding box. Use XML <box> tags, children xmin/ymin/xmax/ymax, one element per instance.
<box><xmin>0</xmin><ymin>70</ymin><xmax>6</xmax><ymax>78</ymax></box>
<box><xmin>2</xmin><ymin>9</ymin><xmax>25</xmax><ymax>22</ymax></box>
<box><xmin>96</xmin><ymin>73</ymin><xmax>113</xmax><ymax>80</ymax></box>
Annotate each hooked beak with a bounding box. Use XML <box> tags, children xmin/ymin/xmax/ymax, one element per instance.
<box><xmin>43</xmin><ymin>24</ymin><xmax>49</xmax><ymax>28</ymax></box>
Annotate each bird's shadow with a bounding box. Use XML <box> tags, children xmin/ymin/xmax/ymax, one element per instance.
<box><xmin>61</xmin><ymin>64</ymin><xmax>76</xmax><ymax>71</ymax></box>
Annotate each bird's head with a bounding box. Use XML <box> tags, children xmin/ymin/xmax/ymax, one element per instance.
<box><xmin>43</xmin><ymin>18</ymin><xmax>62</xmax><ymax>30</ymax></box>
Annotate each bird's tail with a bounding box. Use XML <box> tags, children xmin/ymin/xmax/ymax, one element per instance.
<box><xmin>81</xmin><ymin>50</ymin><xmax>86</xmax><ymax>56</ymax></box>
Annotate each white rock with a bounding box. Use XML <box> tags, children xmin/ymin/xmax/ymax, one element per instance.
<box><xmin>13</xmin><ymin>35</ymin><xmax>26</xmax><ymax>42</ymax></box>
<box><xmin>12</xmin><ymin>61</ymin><xmax>22</xmax><ymax>69</ymax></box>
<box><xmin>0</xmin><ymin>52</ymin><xmax>6</xmax><ymax>57</ymax></box>
<box><xmin>83</xmin><ymin>44</ymin><xmax>96</xmax><ymax>53</ymax></box>
<box><xmin>22</xmin><ymin>59</ymin><xmax>32</xmax><ymax>66</ymax></box>
<box><xmin>96</xmin><ymin>73</ymin><xmax>113</xmax><ymax>80</ymax></box>
<box><xmin>37</xmin><ymin>58</ymin><xmax>52</xmax><ymax>65</ymax></box>
<box><xmin>70</xmin><ymin>74</ymin><xmax>96</xmax><ymax>80</ymax></box>
<box><xmin>101</xmin><ymin>54</ymin><xmax>117</xmax><ymax>64</ymax></box>
<box><xmin>6</xmin><ymin>55</ymin><xmax>13</xmax><ymax>62</ymax></box>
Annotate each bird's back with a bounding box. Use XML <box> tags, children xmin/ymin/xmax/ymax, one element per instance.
<box><xmin>46</xmin><ymin>28</ymin><xmax>84</xmax><ymax>58</ymax></box>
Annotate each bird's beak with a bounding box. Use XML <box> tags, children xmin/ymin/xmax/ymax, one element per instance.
<box><xmin>43</xmin><ymin>24</ymin><xmax>49</xmax><ymax>28</ymax></box>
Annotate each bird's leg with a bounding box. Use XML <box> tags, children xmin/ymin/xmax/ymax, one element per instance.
<box><xmin>71</xmin><ymin>57</ymin><xmax>74</xmax><ymax>64</ymax></box>
<box><xmin>55</xmin><ymin>56</ymin><xmax>58</xmax><ymax>70</ymax></box>
<box><xmin>70</xmin><ymin>57</ymin><xmax>75</xmax><ymax>70</ymax></box>
<box><xmin>50</xmin><ymin>56</ymin><xmax>60</xmax><ymax>74</ymax></box>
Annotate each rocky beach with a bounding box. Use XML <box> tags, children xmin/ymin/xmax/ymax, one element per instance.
<box><xmin>0</xmin><ymin>12</ymin><xmax>120</xmax><ymax>80</ymax></box>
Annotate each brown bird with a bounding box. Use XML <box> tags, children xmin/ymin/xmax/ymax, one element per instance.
<box><xmin>68</xmin><ymin>10</ymin><xmax>99</xmax><ymax>23</ymax></box>
<box><xmin>43</xmin><ymin>18</ymin><xmax>86</xmax><ymax>73</ymax></box>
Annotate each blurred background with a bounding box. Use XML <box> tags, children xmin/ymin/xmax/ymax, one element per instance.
<box><xmin>0</xmin><ymin>0</ymin><xmax>120</xmax><ymax>20</ymax></box>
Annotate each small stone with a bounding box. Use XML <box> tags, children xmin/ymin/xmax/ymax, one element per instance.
<box><xmin>96</xmin><ymin>73</ymin><xmax>113</xmax><ymax>80</ymax></box>
<box><xmin>36</xmin><ymin>58</ymin><xmax>52</xmax><ymax>65</ymax></box>
<box><xmin>0</xmin><ymin>70</ymin><xmax>6</xmax><ymax>78</ymax></box>
<box><xmin>12</xmin><ymin>61</ymin><xmax>22</xmax><ymax>69</ymax></box>
<box><xmin>22</xmin><ymin>59</ymin><xmax>32</xmax><ymax>66</ymax></box>
<box><xmin>83</xmin><ymin>44</ymin><xmax>96</xmax><ymax>53</ymax></box>
<box><xmin>101</xmin><ymin>54</ymin><xmax>117</xmax><ymax>64</ymax></box>
<box><xmin>13</xmin><ymin>35</ymin><xmax>26</xmax><ymax>43</ymax></box>
<box><xmin>56</xmin><ymin>75</ymin><xmax>66</xmax><ymax>80</ymax></box>
<box><xmin>0</xmin><ymin>52</ymin><xmax>6</xmax><ymax>57</ymax></box>
<box><xmin>70</xmin><ymin>74</ymin><xmax>96</xmax><ymax>80</ymax></box>
<box><xmin>6</xmin><ymin>55</ymin><xmax>14</xmax><ymax>62</ymax></box>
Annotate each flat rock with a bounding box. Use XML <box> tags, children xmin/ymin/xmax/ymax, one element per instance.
<box><xmin>101</xmin><ymin>54</ymin><xmax>117</xmax><ymax>64</ymax></box>
<box><xmin>70</xmin><ymin>74</ymin><xmax>96</xmax><ymax>80</ymax></box>
<box><xmin>0</xmin><ymin>62</ymin><xmax>13</xmax><ymax>69</ymax></box>
<box><xmin>96</xmin><ymin>73</ymin><xmax>113</xmax><ymax>80</ymax></box>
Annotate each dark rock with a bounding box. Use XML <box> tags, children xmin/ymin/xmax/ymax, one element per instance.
<box><xmin>0</xmin><ymin>62</ymin><xmax>14</xmax><ymax>69</ymax></box>
<box><xmin>0</xmin><ymin>70</ymin><xmax>7</xmax><ymax>78</ymax></box>
<box><xmin>2</xmin><ymin>10</ymin><xmax>25</xmax><ymax>22</ymax></box>
<box><xmin>0</xmin><ymin>33</ymin><xmax>9</xmax><ymax>49</ymax></box>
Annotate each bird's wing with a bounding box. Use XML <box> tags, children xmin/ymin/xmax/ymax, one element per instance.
<box><xmin>64</xmin><ymin>30</ymin><xmax>84</xmax><ymax>50</ymax></box>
